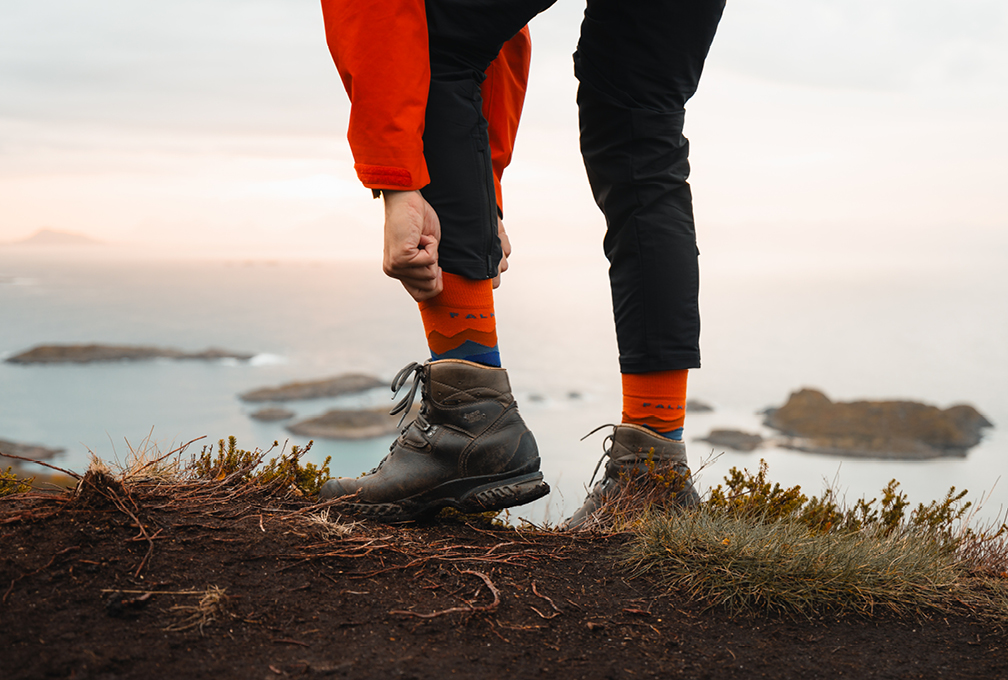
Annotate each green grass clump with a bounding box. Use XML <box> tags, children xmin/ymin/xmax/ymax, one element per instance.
<box><xmin>192</xmin><ymin>436</ymin><xmax>263</xmax><ymax>482</ymax></box>
<box><xmin>255</xmin><ymin>444</ymin><xmax>331</xmax><ymax>496</ymax></box>
<box><xmin>191</xmin><ymin>436</ymin><xmax>331</xmax><ymax>495</ymax></box>
<box><xmin>0</xmin><ymin>466</ymin><xmax>33</xmax><ymax>497</ymax></box>
<box><xmin>704</xmin><ymin>459</ymin><xmax>972</xmax><ymax>540</ymax></box>
<box><xmin>623</xmin><ymin>460</ymin><xmax>1008</xmax><ymax>619</ymax></box>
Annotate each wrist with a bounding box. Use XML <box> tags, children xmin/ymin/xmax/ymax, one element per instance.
<box><xmin>382</xmin><ymin>189</ymin><xmax>420</xmax><ymax>205</ymax></box>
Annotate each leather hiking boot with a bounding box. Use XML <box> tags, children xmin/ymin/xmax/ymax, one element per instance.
<box><xmin>563</xmin><ymin>423</ymin><xmax>699</xmax><ymax>530</ymax></box>
<box><xmin>318</xmin><ymin>359</ymin><xmax>549</xmax><ymax>522</ymax></box>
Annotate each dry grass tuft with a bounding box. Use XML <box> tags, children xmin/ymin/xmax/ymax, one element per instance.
<box><xmin>74</xmin><ymin>435</ymin><xmax>330</xmax><ymax>499</ymax></box>
<box><xmin>304</xmin><ymin>508</ymin><xmax>359</xmax><ymax>539</ymax></box>
<box><xmin>117</xmin><ymin>433</ymin><xmax>191</xmax><ymax>484</ymax></box>
<box><xmin>165</xmin><ymin>586</ymin><xmax>229</xmax><ymax>635</ymax></box>
<box><xmin>626</xmin><ymin>508</ymin><xmax>968</xmax><ymax>618</ymax></box>
<box><xmin>73</xmin><ymin>457</ymin><xmax>126</xmax><ymax>507</ymax></box>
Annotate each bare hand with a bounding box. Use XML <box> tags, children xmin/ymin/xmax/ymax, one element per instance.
<box><xmin>492</xmin><ymin>216</ymin><xmax>511</xmax><ymax>289</ymax></box>
<box><xmin>382</xmin><ymin>190</ymin><xmax>443</xmax><ymax>301</ymax></box>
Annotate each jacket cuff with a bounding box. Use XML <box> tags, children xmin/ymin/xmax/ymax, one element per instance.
<box><xmin>354</xmin><ymin>163</ymin><xmax>429</xmax><ymax>192</ymax></box>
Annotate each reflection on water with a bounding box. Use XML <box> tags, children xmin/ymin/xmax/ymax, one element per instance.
<box><xmin>1</xmin><ymin>249</ymin><xmax>1005</xmax><ymax>522</ymax></box>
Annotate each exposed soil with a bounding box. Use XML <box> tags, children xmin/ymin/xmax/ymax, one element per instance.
<box><xmin>2</xmin><ymin>477</ymin><xmax>1006</xmax><ymax>680</ymax></box>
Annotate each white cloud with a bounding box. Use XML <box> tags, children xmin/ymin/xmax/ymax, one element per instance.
<box><xmin>712</xmin><ymin>0</ymin><xmax>1008</xmax><ymax>95</ymax></box>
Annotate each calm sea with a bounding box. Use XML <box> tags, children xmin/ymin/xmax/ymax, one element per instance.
<box><xmin>1</xmin><ymin>246</ymin><xmax>1006</xmax><ymax>524</ymax></box>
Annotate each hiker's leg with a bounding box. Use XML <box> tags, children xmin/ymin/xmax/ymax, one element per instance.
<box><xmin>565</xmin><ymin>0</ymin><xmax>725</xmax><ymax>529</ymax></box>
<box><xmin>320</xmin><ymin>0</ymin><xmax>556</xmax><ymax>520</ymax></box>
<box><xmin>576</xmin><ymin>0</ymin><xmax>724</xmax><ymax>376</ymax></box>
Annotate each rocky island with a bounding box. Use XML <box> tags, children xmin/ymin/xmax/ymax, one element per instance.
<box><xmin>248</xmin><ymin>407</ymin><xmax>296</xmax><ymax>422</ymax></box>
<box><xmin>0</xmin><ymin>439</ymin><xmax>65</xmax><ymax>461</ymax></box>
<box><xmin>241</xmin><ymin>373</ymin><xmax>397</xmax><ymax>438</ymax></box>
<box><xmin>4</xmin><ymin>228</ymin><xmax>103</xmax><ymax>247</ymax></box>
<box><xmin>287</xmin><ymin>405</ymin><xmax>416</xmax><ymax>440</ymax></box>
<box><xmin>0</xmin><ymin>439</ymin><xmax>72</xmax><ymax>489</ymax></box>
<box><xmin>239</xmin><ymin>374</ymin><xmax>384</xmax><ymax>402</ymax></box>
<box><xmin>695</xmin><ymin>429</ymin><xmax>764</xmax><ymax>452</ymax></box>
<box><xmin>6</xmin><ymin>344</ymin><xmax>254</xmax><ymax>364</ymax></box>
<box><xmin>686</xmin><ymin>399</ymin><xmax>714</xmax><ymax>413</ymax></box>
<box><xmin>764</xmin><ymin>388</ymin><xmax>993</xmax><ymax>459</ymax></box>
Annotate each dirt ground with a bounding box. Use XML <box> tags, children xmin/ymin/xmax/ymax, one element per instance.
<box><xmin>2</xmin><ymin>475</ymin><xmax>1006</xmax><ymax>680</ymax></box>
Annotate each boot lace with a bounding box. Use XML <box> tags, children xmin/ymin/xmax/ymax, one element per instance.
<box><xmin>390</xmin><ymin>361</ymin><xmax>425</xmax><ymax>428</ymax></box>
<box><xmin>366</xmin><ymin>361</ymin><xmax>430</xmax><ymax>474</ymax></box>
<box><xmin>580</xmin><ymin>423</ymin><xmax>618</xmax><ymax>487</ymax></box>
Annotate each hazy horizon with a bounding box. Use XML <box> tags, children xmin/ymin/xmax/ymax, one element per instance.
<box><xmin>2</xmin><ymin>0</ymin><xmax>1006</xmax><ymax>264</ymax></box>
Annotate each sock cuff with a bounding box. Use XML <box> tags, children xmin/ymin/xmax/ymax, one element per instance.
<box><xmin>621</xmin><ymin>370</ymin><xmax>688</xmax><ymax>398</ymax></box>
<box><xmin>419</xmin><ymin>272</ymin><xmax>494</xmax><ymax>311</ymax></box>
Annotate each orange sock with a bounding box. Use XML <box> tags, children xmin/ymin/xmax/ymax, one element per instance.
<box><xmin>621</xmin><ymin>370</ymin><xmax>688</xmax><ymax>440</ymax></box>
<box><xmin>418</xmin><ymin>272</ymin><xmax>500</xmax><ymax>367</ymax></box>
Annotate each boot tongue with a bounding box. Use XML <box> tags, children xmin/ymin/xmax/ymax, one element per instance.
<box><xmin>427</xmin><ymin>360</ymin><xmax>512</xmax><ymax>405</ymax></box>
<box><xmin>610</xmin><ymin>425</ymin><xmax>688</xmax><ymax>464</ymax></box>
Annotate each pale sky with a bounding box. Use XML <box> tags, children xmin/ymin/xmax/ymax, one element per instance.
<box><xmin>2</xmin><ymin>0</ymin><xmax>1006</xmax><ymax>261</ymax></box>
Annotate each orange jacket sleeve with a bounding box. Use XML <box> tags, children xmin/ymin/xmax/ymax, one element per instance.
<box><xmin>481</xmin><ymin>27</ymin><xmax>532</xmax><ymax>213</ymax></box>
<box><xmin>321</xmin><ymin>0</ymin><xmax>431</xmax><ymax>191</ymax></box>
<box><xmin>321</xmin><ymin>1</ymin><xmax>531</xmax><ymax>207</ymax></box>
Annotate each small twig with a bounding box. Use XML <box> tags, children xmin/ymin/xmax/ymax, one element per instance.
<box><xmin>531</xmin><ymin>581</ymin><xmax>562</xmax><ymax>619</ymax></box>
<box><xmin>389</xmin><ymin>569</ymin><xmax>500</xmax><ymax>618</ymax></box>
<box><xmin>0</xmin><ymin>493</ymin><xmax>72</xmax><ymax>505</ymax></box>
<box><xmin>495</xmin><ymin>619</ymin><xmax>546</xmax><ymax>631</ymax></box>
<box><xmin>485</xmin><ymin>618</ymin><xmax>510</xmax><ymax>643</ymax></box>
<box><xmin>0</xmin><ymin>452</ymin><xmax>82</xmax><ymax>480</ymax></box>
<box><xmin>461</xmin><ymin>521</ymin><xmax>538</xmax><ymax>545</ymax></box>
<box><xmin>272</xmin><ymin>638</ymin><xmax>310</xmax><ymax>648</ymax></box>
<box><xmin>106</xmin><ymin>487</ymin><xmax>156</xmax><ymax>577</ymax></box>
<box><xmin>126</xmin><ymin>527</ymin><xmax>164</xmax><ymax>542</ymax></box>
<box><xmin>100</xmin><ymin>589</ymin><xmax>208</xmax><ymax>595</ymax></box>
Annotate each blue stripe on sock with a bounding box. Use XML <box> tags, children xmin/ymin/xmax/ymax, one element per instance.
<box><xmin>431</xmin><ymin>340</ymin><xmax>501</xmax><ymax>367</ymax></box>
<box><xmin>644</xmin><ymin>425</ymin><xmax>684</xmax><ymax>441</ymax></box>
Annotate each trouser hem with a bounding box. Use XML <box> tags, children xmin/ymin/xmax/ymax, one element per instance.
<box><xmin>619</xmin><ymin>352</ymin><xmax>701</xmax><ymax>375</ymax></box>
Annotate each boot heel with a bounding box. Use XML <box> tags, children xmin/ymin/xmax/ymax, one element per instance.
<box><xmin>460</xmin><ymin>472</ymin><xmax>550</xmax><ymax>513</ymax></box>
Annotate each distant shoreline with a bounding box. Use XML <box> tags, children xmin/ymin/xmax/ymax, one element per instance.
<box><xmin>6</xmin><ymin>344</ymin><xmax>254</xmax><ymax>365</ymax></box>
<box><xmin>1</xmin><ymin>228</ymin><xmax>103</xmax><ymax>247</ymax></box>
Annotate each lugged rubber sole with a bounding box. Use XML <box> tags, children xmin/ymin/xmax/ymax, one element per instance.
<box><xmin>331</xmin><ymin>471</ymin><xmax>550</xmax><ymax>523</ymax></box>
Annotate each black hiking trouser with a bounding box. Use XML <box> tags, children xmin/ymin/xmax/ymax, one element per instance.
<box><xmin>421</xmin><ymin>0</ymin><xmax>725</xmax><ymax>373</ymax></box>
